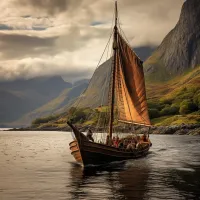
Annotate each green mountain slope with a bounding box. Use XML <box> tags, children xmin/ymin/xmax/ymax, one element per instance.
<box><xmin>146</xmin><ymin>66</ymin><xmax>200</xmax><ymax>125</ymax></box>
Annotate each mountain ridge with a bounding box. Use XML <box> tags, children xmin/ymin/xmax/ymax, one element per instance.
<box><xmin>0</xmin><ymin>76</ymin><xmax>72</xmax><ymax>124</ymax></box>
<box><xmin>144</xmin><ymin>0</ymin><xmax>200</xmax><ymax>81</ymax></box>
<box><xmin>7</xmin><ymin>82</ymin><xmax>88</xmax><ymax>127</ymax></box>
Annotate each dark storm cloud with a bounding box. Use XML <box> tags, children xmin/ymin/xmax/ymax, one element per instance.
<box><xmin>0</xmin><ymin>33</ymin><xmax>58</xmax><ymax>59</ymax></box>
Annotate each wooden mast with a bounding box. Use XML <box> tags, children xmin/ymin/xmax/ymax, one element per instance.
<box><xmin>108</xmin><ymin>1</ymin><xmax>118</xmax><ymax>140</ymax></box>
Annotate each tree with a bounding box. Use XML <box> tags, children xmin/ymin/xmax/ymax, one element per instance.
<box><xmin>149</xmin><ymin>108</ymin><xmax>159</xmax><ymax>119</ymax></box>
<box><xmin>179</xmin><ymin>100</ymin><xmax>197</xmax><ymax>115</ymax></box>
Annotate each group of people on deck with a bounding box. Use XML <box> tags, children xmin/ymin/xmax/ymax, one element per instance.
<box><xmin>105</xmin><ymin>134</ymin><xmax>150</xmax><ymax>151</ymax></box>
<box><xmin>86</xmin><ymin>128</ymin><xmax>150</xmax><ymax>151</ymax></box>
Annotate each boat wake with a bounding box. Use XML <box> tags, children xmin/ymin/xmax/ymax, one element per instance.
<box><xmin>157</xmin><ymin>148</ymin><xmax>168</xmax><ymax>152</ymax></box>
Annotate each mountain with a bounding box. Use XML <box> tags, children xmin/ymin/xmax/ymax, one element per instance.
<box><xmin>9</xmin><ymin>82</ymin><xmax>88</xmax><ymax>127</ymax></box>
<box><xmin>73</xmin><ymin>79</ymin><xmax>89</xmax><ymax>87</ymax></box>
<box><xmin>74</xmin><ymin>46</ymin><xmax>155</xmax><ymax>108</ymax></box>
<box><xmin>144</xmin><ymin>0</ymin><xmax>200</xmax><ymax>81</ymax></box>
<box><xmin>0</xmin><ymin>76</ymin><xmax>72</xmax><ymax>124</ymax></box>
<box><xmin>134</xmin><ymin>46</ymin><xmax>156</xmax><ymax>61</ymax></box>
<box><xmin>76</xmin><ymin>59</ymin><xmax>112</xmax><ymax>108</ymax></box>
<box><xmin>0</xmin><ymin>76</ymin><xmax>72</xmax><ymax>92</ymax></box>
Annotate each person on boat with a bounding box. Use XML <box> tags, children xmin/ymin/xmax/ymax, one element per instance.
<box><xmin>118</xmin><ymin>139</ymin><xmax>124</xmax><ymax>149</ymax></box>
<box><xmin>132</xmin><ymin>136</ymin><xmax>137</xmax><ymax>144</ymax></box>
<box><xmin>136</xmin><ymin>135</ymin><xmax>141</xmax><ymax>143</ymax></box>
<box><xmin>106</xmin><ymin>135</ymin><xmax>110</xmax><ymax>145</ymax></box>
<box><xmin>114</xmin><ymin>136</ymin><xmax>120</xmax><ymax>148</ymax></box>
<box><xmin>123</xmin><ymin>139</ymin><xmax>129</xmax><ymax>149</ymax></box>
<box><xmin>141</xmin><ymin>134</ymin><xmax>148</xmax><ymax>142</ymax></box>
<box><xmin>135</xmin><ymin>135</ymin><xmax>142</xmax><ymax>149</ymax></box>
<box><xmin>112</xmin><ymin>136</ymin><xmax>116</xmax><ymax>146</ymax></box>
<box><xmin>86</xmin><ymin>128</ymin><xmax>94</xmax><ymax>142</ymax></box>
<box><xmin>126</xmin><ymin>141</ymin><xmax>136</xmax><ymax>151</ymax></box>
<box><xmin>126</xmin><ymin>141</ymin><xmax>131</xmax><ymax>151</ymax></box>
<box><xmin>136</xmin><ymin>142</ymin><xmax>142</xmax><ymax>150</ymax></box>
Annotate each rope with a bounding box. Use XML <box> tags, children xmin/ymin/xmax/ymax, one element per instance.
<box><xmin>74</xmin><ymin>7</ymin><xmax>116</xmax><ymax>142</ymax></box>
<box><xmin>95</xmin><ymin>45</ymin><xmax>113</xmax><ymax>131</ymax></box>
<box><xmin>118</xmin><ymin>11</ymin><xmax>143</xmax><ymax>62</ymax></box>
<box><xmin>117</xmin><ymin>10</ymin><xmax>130</xmax><ymax>44</ymax></box>
<box><xmin>94</xmin><ymin>9</ymin><xmax>116</xmax><ymax>142</ymax></box>
<box><xmin>68</xmin><ymin>12</ymin><xmax>115</xmax><ymax>127</ymax></box>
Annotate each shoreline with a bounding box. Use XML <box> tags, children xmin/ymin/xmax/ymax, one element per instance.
<box><xmin>5</xmin><ymin>124</ymin><xmax>200</xmax><ymax>136</ymax></box>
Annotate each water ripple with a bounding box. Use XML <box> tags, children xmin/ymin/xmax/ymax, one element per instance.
<box><xmin>0</xmin><ymin>131</ymin><xmax>200</xmax><ymax>200</ymax></box>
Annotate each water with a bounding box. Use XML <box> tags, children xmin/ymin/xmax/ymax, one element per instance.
<box><xmin>0</xmin><ymin>131</ymin><xmax>200</xmax><ymax>200</ymax></box>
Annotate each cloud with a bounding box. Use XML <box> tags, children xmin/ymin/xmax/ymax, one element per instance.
<box><xmin>0</xmin><ymin>0</ymin><xmax>185</xmax><ymax>81</ymax></box>
<box><xmin>0</xmin><ymin>33</ymin><xmax>57</xmax><ymax>59</ymax></box>
<box><xmin>0</xmin><ymin>53</ymin><xmax>97</xmax><ymax>82</ymax></box>
<box><xmin>14</xmin><ymin>0</ymin><xmax>84</xmax><ymax>16</ymax></box>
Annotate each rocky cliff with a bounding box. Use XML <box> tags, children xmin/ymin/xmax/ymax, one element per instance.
<box><xmin>144</xmin><ymin>0</ymin><xmax>200</xmax><ymax>81</ymax></box>
<box><xmin>76</xmin><ymin>59</ymin><xmax>112</xmax><ymax>108</ymax></box>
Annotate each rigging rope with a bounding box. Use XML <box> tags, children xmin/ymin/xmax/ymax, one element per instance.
<box><xmin>118</xmin><ymin>10</ymin><xmax>143</xmax><ymax>62</ymax></box>
<box><xmin>67</xmin><ymin>7</ymin><xmax>116</xmax><ymax>142</ymax></box>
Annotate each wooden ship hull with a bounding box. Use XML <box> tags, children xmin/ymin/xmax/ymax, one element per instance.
<box><xmin>68</xmin><ymin>122</ymin><xmax>151</xmax><ymax>167</ymax></box>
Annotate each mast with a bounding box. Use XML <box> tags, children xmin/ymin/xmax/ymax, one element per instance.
<box><xmin>108</xmin><ymin>1</ymin><xmax>118</xmax><ymax>140</ymax></box>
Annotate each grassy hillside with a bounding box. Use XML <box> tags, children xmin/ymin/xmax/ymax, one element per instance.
<box><xmin>146</xmin><ymin>66</ymin><xmax>200</xmax><ymax>125</ymax></box>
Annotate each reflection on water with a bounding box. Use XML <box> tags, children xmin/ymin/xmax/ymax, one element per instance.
<box><xmin>0</xmin><ymin>132</ymin><xmax>200</xmax><ymax>200</ymax></box>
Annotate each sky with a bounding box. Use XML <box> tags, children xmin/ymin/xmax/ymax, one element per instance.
<box><xmin>0</xmin><ymin>0</ymin><xmax>184</xmax><ymax>82</ymax></box>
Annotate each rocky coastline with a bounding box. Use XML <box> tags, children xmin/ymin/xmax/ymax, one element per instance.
<box><xmin>7</xmin><ymin>124</ymin><xmax>200</xmax><ymax>136</ymax></box>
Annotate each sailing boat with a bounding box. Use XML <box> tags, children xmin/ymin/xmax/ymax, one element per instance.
<box><xmin>67</xmin><ymin>1</ymin><xmax>152</xmax><ymax>166</ymax></box>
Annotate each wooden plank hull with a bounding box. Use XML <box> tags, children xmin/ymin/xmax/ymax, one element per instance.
<box><xmin>68</xmin><ymin>122</ymin><xmax>151</xmax><ymax>167</ymax></box>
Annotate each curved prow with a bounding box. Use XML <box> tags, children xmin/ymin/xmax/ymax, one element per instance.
<box><xmin>67</xmin><ymin>121</ymin><xmax>88</xmax><ymax>142</ymax></box>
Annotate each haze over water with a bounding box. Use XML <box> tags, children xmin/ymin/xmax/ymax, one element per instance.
<box><xmin>0</xmin><ymin>131</ymin><xmax>200</xmax><ymax>200</ymax></box>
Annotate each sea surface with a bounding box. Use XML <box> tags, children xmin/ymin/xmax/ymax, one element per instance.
<box><xmin>0</xmin><ymin>131</ymin><xmax>200</xmax><ymax>200</ymax></box>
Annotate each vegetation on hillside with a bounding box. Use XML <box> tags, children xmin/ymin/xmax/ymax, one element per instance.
<box><xmin>31</xmin><ymin>106</ymin><xmax>109</xmax><ymax>128</ymax></box>
<box><xmin>31</xmin><ymin>66</ymin><xmax>200</xmax><ymax>128</ymax></box>
<box><xmin>146</xmin><ymin>66</ymin><xmax>200</xmax><ymax>125</ymax></box>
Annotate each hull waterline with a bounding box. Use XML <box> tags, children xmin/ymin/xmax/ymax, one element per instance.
<box><xmin>68</xmin><ymin>122</ymin><xmax>151</xmax><ymax>167</ymax></box>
